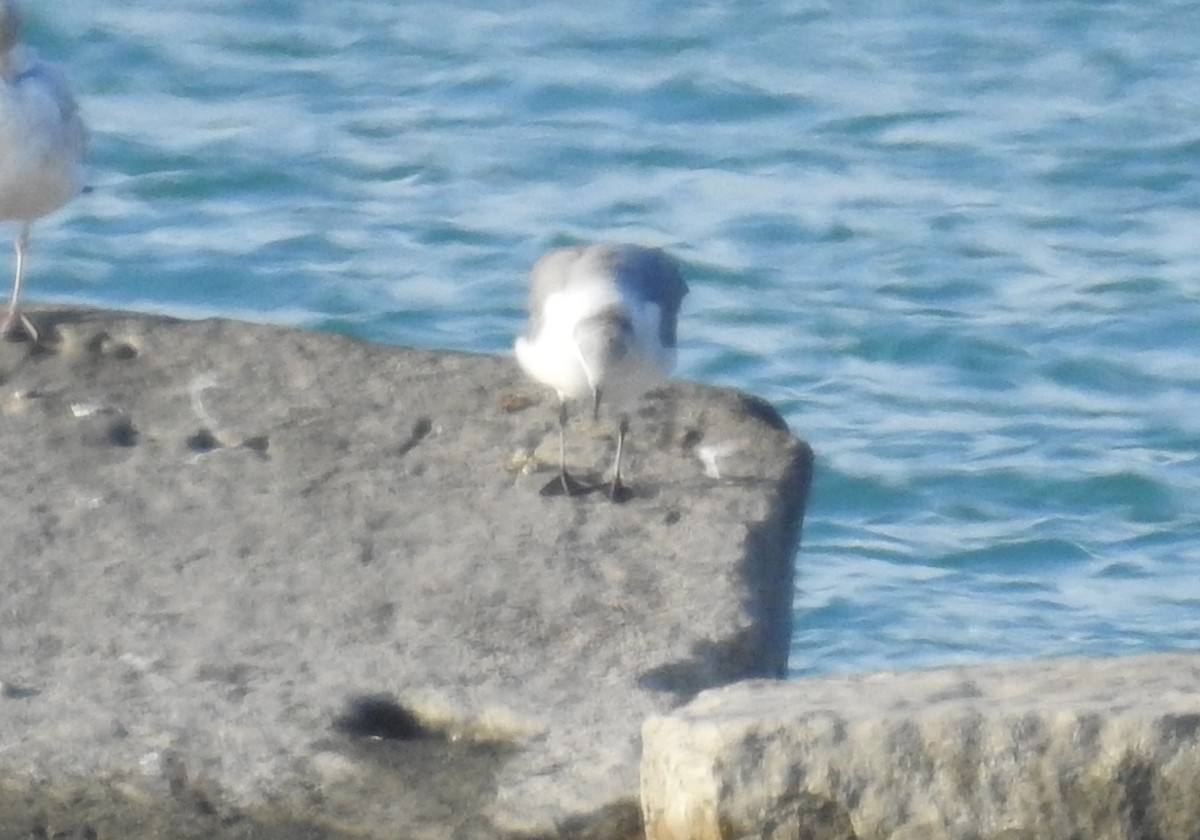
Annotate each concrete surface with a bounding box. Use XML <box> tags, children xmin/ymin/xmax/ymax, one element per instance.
<box><xmin>0</xmin><ymin>306</ymin><xmax>812</xmax><ymax>839</ymax></box>
<box><xmin>641</xmin><ymin>652</ymin><xmax>1200</xmax><ymax>840</ymax></box>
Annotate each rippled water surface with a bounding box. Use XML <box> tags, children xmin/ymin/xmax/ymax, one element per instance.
<box><xmin>26</xmin><ymin>1</ymin><xmax>1200</xmax><ymax>676</ymax></box>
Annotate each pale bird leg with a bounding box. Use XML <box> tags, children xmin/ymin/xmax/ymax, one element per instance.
<box><xmin>2</xmin><ymin>224</ymin><xmax>37</xmax><ymax>342</ymax></box>
<box><xmin>609</xmin><ymin>413</ymin><xmax>632</xmax><ymax>503</ymax></box>
<box><xmin>541</xmin><ymin>398</ymin><xmax>589</xmax><ymax>498</ymax></box>
<box><xmin>557</xmin><ymin>399</ymin><xmax>571</xmax><ymax>494</ymax></box>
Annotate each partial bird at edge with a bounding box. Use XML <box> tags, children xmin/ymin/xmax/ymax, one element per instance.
<box><xmin>0</xmin><ymin>0</ymin><xmax>87</xmax><ymax>342</ymax></box>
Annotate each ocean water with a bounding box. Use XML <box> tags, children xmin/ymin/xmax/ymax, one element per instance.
<box><xmin>21</xmin><ymin>1</ymin><xmax>1200</xmax><ymax>677</ymax></box>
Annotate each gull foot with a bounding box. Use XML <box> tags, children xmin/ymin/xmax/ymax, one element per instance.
<box><xmin>540</xmin><ymin>471</ymin><xmax>593</xmax><ymax>498</ymax></box>
<box><xmin>0</xmin><ymin>312</ymin><xmax>38</xmax><ymax>344</ymax></box>
<box><xmin>608</xmin><ymin>479</ymin><xmax>634</xmax><ymax>505</ymax></box>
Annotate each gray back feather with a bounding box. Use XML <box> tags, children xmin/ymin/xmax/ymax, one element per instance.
<box><xmin>525</xmin><ymin>243</ymin><xmax>688</xmax><ymax>346</ymax></box>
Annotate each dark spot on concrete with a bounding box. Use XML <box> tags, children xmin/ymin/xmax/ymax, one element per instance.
<box><xmin>242</xmin><ymin>435</ymin><xmax>269</xmax><ymax>456</ymax></box>
<box><xmin>84</xmin><ymin>331</ymin><xmax>110</xmax><ymax>356</ymax></box>
<box><xmin>497</xmin><ymin>393</ymin><xmax>533</xmax><ymax>413</ymax></box>
<box><xmin>161</xmin><ymin>751</ymin><xmax>189</xmax><ymax>798</ymax></box>
<box><xmin>664</xmin><ymin>510</ymin><xmax>681</xmax><ymax>525</ymax></box>
<box><xmin>368</xmin><ymin>602</ymin><xmax>396</xmax><ymax>633</ymax></box>
<box><xmin>108</xmin><ymin>418</ymin><xmax>138</xmax><ymax>447</ymax></box>
<box><xmin>187</xmin><ymin>429</ymin><xmax>220</xmax><ymax>452</ymax></box>
<box><xmin>195</xmin><ymin>662</ymin><xmax>256</xmax><ymax>687</ymax></box>
<box><xmin>636</xmin><ymin>402</ymin><xmax>659</xmax><ymax>419</ymax></box>
<box><xmin>334</xmin><ymin>696</ymin><xmax>438</xmax><ymax>741</ymax></box>
<box><xmin>35</xmin><ymin>635</ymin><xmax>63</xmax><ymax>659</ymax></box>
<box><xmin>188</xmin><ymin>792</ymin><xmax>217</xmax><ymax>817</ymax></box>
<box><xmin>357</xmin><ymin>537</ymin><xmax>375</xmax><ymax>566</ymax></box>
<box><xmin>396</xmin><ymin>417</ymin><xmax>432</xmax><ymax>457</ymax></box>
<box><xmin>84</xmin><ymin>331</ymin><xmax>138</xmax><ymax>362</ymax></box>
<box><xmin>0</xmin><ymin>681</ymin><xmax>38</xmax><ymax>699</ymax></box>
<box><xmin>680</xmin><ymin>428</ymin><xmax>703</xmax><ymax>449</ymax></box>
<box><xmin>610</xmin><ymin>483</ymin><xmax>635</xmax><ymax>504</ymax></box>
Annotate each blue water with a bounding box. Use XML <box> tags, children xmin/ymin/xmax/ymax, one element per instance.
<box><xmin>26</xmin><ymin>2</ymin><xmax>1200</xmax><ymax>677</ymax></box>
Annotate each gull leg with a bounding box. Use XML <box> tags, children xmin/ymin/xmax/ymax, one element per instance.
<box><xmin>2</xmin><ymin>224</ymin><xmax>37</xmax><ymax>342</ymax></box>
<box><xmin>557</xmin><ymin>399</ymin><xmax>571</xmax><ymax>493</ymax></box>
<box><xmin>609</xmin><ymin>413</ymin><xmax>633</xmax><ymax>503</ymax></box>
<box><xmin>541</xmin><ymin>398</ymin><xmax>589</xmax><ymax>497</ymax></box>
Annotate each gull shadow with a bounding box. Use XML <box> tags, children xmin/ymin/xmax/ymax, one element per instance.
<box><xmin>325</xmin><ymin>694</ymin><xmax>519</xmax><ymax>839</ymax></box>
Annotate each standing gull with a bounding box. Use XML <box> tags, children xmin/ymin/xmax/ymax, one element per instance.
<box><xmin>515</xmin><ymin>243</ymin><xmax>688</xmax><ymax>501</ymax></box>
<box><xmin>0</xmin><ymin>0</ymin><xmax>86</xmax><ymax>341</ymax></box>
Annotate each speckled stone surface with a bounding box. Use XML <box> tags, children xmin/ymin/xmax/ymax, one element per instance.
<box><xmin>0</xmin><ymin>307</ymin><xmax>812</xmax><ymax>839</ymax></box>
<box><xmin>642</xmin><ymin>652</ymin><xmax>1200</xmax><ymax>840</ymax></box>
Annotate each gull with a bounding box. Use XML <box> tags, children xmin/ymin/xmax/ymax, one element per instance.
<box><xmin>0</xmin><ymin>0</ymin><xmax>86</xmax><ymax>341</ymax></box>
<box><xmin>515</xmin><ymin>243</ymin><xmax>688</xmax><ymax>502</ymax></box>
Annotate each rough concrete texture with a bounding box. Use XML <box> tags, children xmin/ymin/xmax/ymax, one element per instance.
<box><xmin>641</xmin><ymin>652</ymin><xmax>1200</xmax><ymax>840</ymax></box>
<box><xmin>0</xmin><ymin>307</ymin><xmax>812</xmax><ymax>839</ymax></box>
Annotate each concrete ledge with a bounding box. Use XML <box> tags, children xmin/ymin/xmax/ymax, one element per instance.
<box><xmin>0</xmin><ymin>307</ymin><xmax>812</xmax><ymax>839</ymax></box>
<box><xmin>641</xmin><ymin>652</ymin><xmax>1200</xmax><ymax>840</ymax></box>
